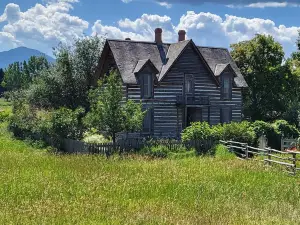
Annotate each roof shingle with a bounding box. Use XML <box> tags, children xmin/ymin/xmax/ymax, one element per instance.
<box><xmin>105</xmin><ymin>39</ymin><xmax>248</xmax><ymax>88</ymax></box>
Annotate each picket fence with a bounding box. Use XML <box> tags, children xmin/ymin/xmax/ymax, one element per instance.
<box><xmin>61</xmin><ymin>138</ymin><xmax>215</xmax><ymax>155</ymax></box>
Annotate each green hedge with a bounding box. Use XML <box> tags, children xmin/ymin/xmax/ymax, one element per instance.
<box><xmin>182</xmin><ymin>121</ymin><xmax>256</xmax><ymax>146</ymax></box>
<box><xmin>182</xmin><ymin>120</ymin><xmax>299</xmax><ymax>149</ymax></box>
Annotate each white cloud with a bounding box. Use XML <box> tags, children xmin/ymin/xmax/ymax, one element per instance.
<box><xmin>0</xmin><ymin>0</ymin><xmax>88</xmax><ymax>55</ymax></box>
<box><xmin>158</xmin><ymin>2</ymin><xmax>172</xmax><ymax>8</ymax></box>
<box><xmin>93</xmin><ymin>14</ymin><xmax>176</xmax><ymax>43</ymax></box>
<box><xmin>93</xmin><ymin>11</ymin><xmax>300</xmax><ymax>56</ymax></box>
<box><xmin>227</xmin><ymin>1</ymin><xmax>300</xmax><ymax>8</ymax></box>
<box><xmin>177</xmin><ymin>11</ymin><xmax>300</xmax><ymax>55</ymax></box>
<box><xmin>1</xmin><ymin>0</ymin><xmax>299</xmax><ymax>57</ymax></box>
<box><xmin>0</xmin><ymin>32</ymin><xmax>21</xmax><ymax>52</ymax></box>
<box><xmin>121</xmin><ymin>0</ymin><xmax>133</xmax><ymax>3</ymax></box>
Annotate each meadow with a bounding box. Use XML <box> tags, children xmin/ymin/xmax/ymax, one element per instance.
<box><xmin>0</xmin><ymin>118</ymin><xmax>300</xmax><ymax>224</ymax></box>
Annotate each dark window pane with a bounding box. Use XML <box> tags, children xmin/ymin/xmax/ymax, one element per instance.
<box><xmin>223</xmin><ymin>76</ymin><xmax>231</xmax><ymax>100</ymax></box>
<box><xmin>185</xmin><ymin>74</ymin><xmax>194</xmax><ymax>95</ymax></box>
<box><xmin>143</xmin><ymin>74</ymin><xmax>152</xmax><ymax>98</ymax></box>
<box><xmin>222</xmin><ymin>108</ymin><xmax>231</xmax><ymax>123</ymax></box>
<box><xmin>143</xmin><ymin>108</ymin><xmax>153</xmax><ymax>133</ymax></box>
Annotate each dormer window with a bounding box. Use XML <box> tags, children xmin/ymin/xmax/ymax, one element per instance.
<box><xmin>222</xmin><ymin>75</ymin><xmax>232</xmax><ymax>100</ymax></box>
<box><xmin>141</xmin><ymin>74</ymin><xmax>153</xmax><ymax>99</ymax></box>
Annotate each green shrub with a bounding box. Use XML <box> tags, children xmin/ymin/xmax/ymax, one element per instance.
<box><xmin>8</xmin><ymin>104</ymin><xmax>37</xmax><ymax>138</ymax></box>
<box><xmin>140</xmin><ymin>143</ymin><xmax>190</xmax><ymax>158</ymax></box>
<box><xmin>272</xmin><ymin>120</ymin><xmax>299</xmax><ymax>138</ymax></box>
<box><xmin>0</xmin><ymin>110</ymin><xmax>10</xmax><ymax>122</ymax></box>
<box><xmin>182</xmin><ymin>122</ymin><xmax>214</xmax><ymax>142</ymax></box>
<box><xmin>49</xmin><ymin>107</ymin><xmax>86</xmax><ymax>140</ymax></box>
<box><xmin>140</xmin><ymin>145</ymin><xmax>169</xmax><ymax>158</ymax></box>
<box><xmin>83</xmin><ymin>129</ymin><xmax>111</xmax><ymax>144</ymax></box>
<box><xmin>251</xmin><ymin>121</ymin><xmax>273</xmax><ymax>137</ymax></box>
<box><xmin>222</xmin><ymin>121</ymin><xmax>256</xmax><ymax>145</ymax></box>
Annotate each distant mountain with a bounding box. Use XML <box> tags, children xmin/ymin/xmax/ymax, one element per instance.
<box><xmin>0</xmin><ymin>47</ymin><xmax>55</xmax><ymax>69</ymax></box>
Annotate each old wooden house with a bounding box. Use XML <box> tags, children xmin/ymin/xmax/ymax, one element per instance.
<box><xmin>96</xmin><ymin>28</ymin><xmax>248</xmax><ymax>138</ymax></box>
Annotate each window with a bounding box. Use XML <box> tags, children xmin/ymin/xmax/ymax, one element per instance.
<box><xmin>221</xmin><ymin>108</ymin><xmax>232</xmax><ymax>124</ymax></box>
<box><xmin>142</xmin><ymin>74</ymin><xmax>153</xmax><ymax>99</ymax></box>
<box><xmin>185</xmin><ymin>74</ymin><xmax>194</xmax><ymax>95</ymax></box>
<box><xmin>222</xmin><ymin>75</ymin><xmax>232</xmax><ymax>100</ymax></box>
<box><xmin>143</xmin><ymin>108</ymin><xmax>153</xmax><ymax>134</ymax></box>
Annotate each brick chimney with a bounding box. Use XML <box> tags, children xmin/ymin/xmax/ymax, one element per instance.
<box><xmin>155</xmin><ymin>28</ymin><xmax>163</xmax><ymax>44</ymax></box>
<box><xmin>178</xmin><ymin>30</ymin><xmax>186</xmax><ymax>42</ymax></box>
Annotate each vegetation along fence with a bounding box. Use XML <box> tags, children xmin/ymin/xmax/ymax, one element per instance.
<box><xmin>62</xmin><ymin>138</ymin><xmax>215</xmax><ymax>156</ymax></box>
<box><xmin>220</xmin><ymin>140</ymin><xmax>300</xmax><ymax>175</ymax></box>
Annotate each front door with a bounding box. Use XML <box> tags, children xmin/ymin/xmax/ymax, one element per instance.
<box><xmin>187</xmin><ymin>108</ymin><xmax>202</xmax><ymax>127</ymax></box>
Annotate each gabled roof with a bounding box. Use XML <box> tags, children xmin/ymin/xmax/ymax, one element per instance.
<box><xmin>215</xmin><ymin>64</ymin><xmax>230</xmax><ymax>76</ymax></box>
<box><xmin>106</xmin><ymin>39</ymin><xmax>168</xmax><ymax>84</ymax></box>
<box><xmin>100</xmin><ymin>39</ymin><xmax>248</xmax><ymax>88</ymax></box>
<box><xmin>133</xmin><ymin>59</ymin><xmax>159</xmax><ymax>74</ymax></box>
<box><xmin>159</xmin><ymin>40</ymin><xmax>190</xmax><ymax>81</ymax></box>
<box><xmin>198</xmin><ymin>47</ymin><xmax>248</xmax><ymax>87</ymax></box>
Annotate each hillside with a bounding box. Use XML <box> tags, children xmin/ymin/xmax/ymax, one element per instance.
<box><xmin>0</xmin><ymin>47</ymin><xmax>55</xmax><ymax>69</ymax></box>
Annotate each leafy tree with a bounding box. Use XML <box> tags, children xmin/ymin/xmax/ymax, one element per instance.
<box><xmin>231</xmin><ymin>34</ymin><xmax>299</xmax><ymax>121</ymax></box>
<box><xmin>84</xmin><ymin>70</ymin><xmax>145</xmax><ymax>144</ymax></box>
<box><xmin>28</xmin><ymin>36</ymin><xmax>105</xmax><ymax>109</ymax></box>
<box><xmin>1</xmin><ymin>56</ymin><xmax>49</xmax><ymax>91</ymax></box>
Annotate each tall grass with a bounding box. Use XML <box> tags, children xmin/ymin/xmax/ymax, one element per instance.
<box><xmin>1</xmin><ymin>123</ymin><xmax>300</xmax><ymax>224</ymax></box>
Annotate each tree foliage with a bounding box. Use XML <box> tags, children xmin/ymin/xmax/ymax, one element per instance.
<box><xmin>231</xmin><ymin>34</ymin><xmax>300</xmax><ymax>122</ymax></box>
<box><xmin>2</xmin><ymin>56</ymin><xmax>49</xmax><ymax>91</ymax></box>
<box><xmin>28</xmin><ymin>36</ymin><xmax>105</xmax><ymax>109</ymax></box>
<box><xmin>84</xmin><ymin>71</ymin><xmax>145</xmax><ymax>144</ymax></box>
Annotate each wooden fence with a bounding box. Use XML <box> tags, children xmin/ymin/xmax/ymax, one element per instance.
<box><xmin>62</xmin><ymin>138</ymin><xmax>215</xmax><ymax>156</ymax></box>
<box><xmin>220</xmin><ymin>140</ymin><xmax>300</xmax><ymax>175</ymax></box>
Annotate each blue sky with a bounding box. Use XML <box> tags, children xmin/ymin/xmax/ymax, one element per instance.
<box><xmin>1</xmin><ymin>0</ymin><xmax>300</xmax><ymax>57</ymax></box>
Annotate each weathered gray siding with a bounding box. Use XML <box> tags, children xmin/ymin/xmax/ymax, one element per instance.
<box><xmin>102</xmin><ymin>43</ymin><xmax>243</xmax><ymax>139</ymax></box>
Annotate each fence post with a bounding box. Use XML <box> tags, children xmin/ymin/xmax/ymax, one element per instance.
<box><xmin>292</xmin><ymin>153</ymin><xmax>297</xmax><ymax>175</ymax></box>
<box><xmin>244</xmin><ymin>143</ymin><xmax>249</xmax><ymax>160</ymax></box>
<box><xmin>267</xmin><ymin>148</ymin><xmax>271</xmax><ymax>165</ymax></box>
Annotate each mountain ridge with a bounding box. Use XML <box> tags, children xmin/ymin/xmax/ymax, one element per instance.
<box><xmin>0</xmin><ymin>47</ymin><xmax>55</xmax><ymax>69</ymax></box>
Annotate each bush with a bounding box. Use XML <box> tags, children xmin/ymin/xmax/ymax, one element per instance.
<box><xmin>251</xmin><ymin>121</ymin><xmax>273</xmax><ymax>138</ymax></box>
<box><xmin>222</xmin><ymin>121</ymin><xmax>256</xmax><ymax>146</ymax></box>
<box><xmin>140</xmin><ymin>142</ymin><xmax>190</xmax><ymax>158</ymax></box>
<box><xmin>83</xmin><ymin>129</ymin><xmax>111</xmax><ymax>144</ymax></box>
<box><xmin>49</xmin><ymin>107</ymin><xmax>86</xmax><ymax>140</ymax></box>
<box><xmin>8</xmin><ymin>103</ymin><xmax>37</xmax><ymax>138</ymax></box>
<box><xmin>182</xmin><ymin>122</ymin><xmax>215</xmax><ymax>142</ymax></box>
<box><xmin>0</xmin><ymin>110</ymin><xmax>10</xmax><ymax>122</ymax></box>
<box><xmin>272</xmin><ymin>120</ymin><xmax>299</xmax><ymax>138</ymax></box>
<box><xmin>182</xmin><ymin>121</ymin><xmax>256</xmax><ymax>146</ymax></box>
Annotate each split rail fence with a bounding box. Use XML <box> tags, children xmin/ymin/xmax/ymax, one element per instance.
<box><xmin>220</xmin><ymin>140</ymin><xmax>300</xmax><ymax>175</ymax></box>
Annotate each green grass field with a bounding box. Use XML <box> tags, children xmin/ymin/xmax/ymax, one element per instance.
<box><xmin>1</xmin><ymin>123</ymin><xmax>300</xmax><ymax>224</ymax></box>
